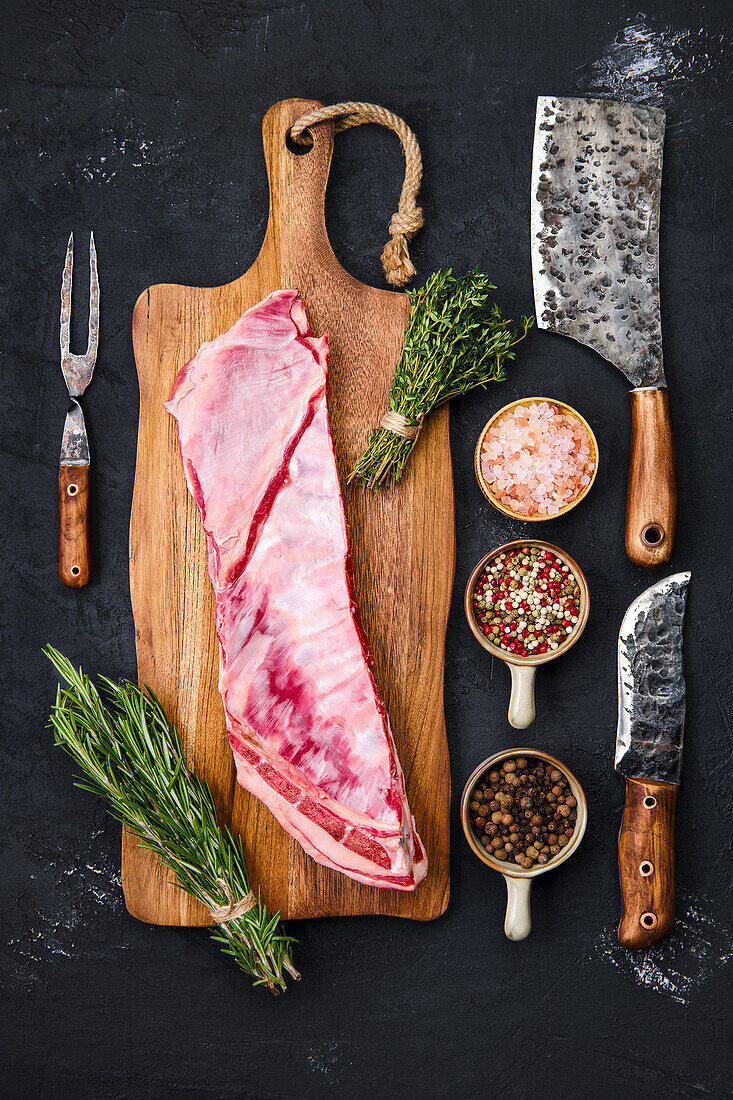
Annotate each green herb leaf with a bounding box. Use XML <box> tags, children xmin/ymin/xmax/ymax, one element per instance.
<box><xmin>44</xmin><ymin>645</ymin><xmax>298</xmax><ymax>993</ymax></box>
<box><xmin>350</xmin><ymin>268</ymin><xmax>533</xmax><ymax>488</ymax></box>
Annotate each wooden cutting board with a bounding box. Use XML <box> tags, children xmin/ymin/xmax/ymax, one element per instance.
<box><xmin>126</xmin><ymin>98</ymin><xmax>453</xmax><ymax>923</ymax></box>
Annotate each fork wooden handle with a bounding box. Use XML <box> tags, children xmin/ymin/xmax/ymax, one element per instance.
<box><xmin>625</xmin><ymin>388</ymin><xmax>678</xmax><ymax>568</ymax></box>
<box><xmin>59</xmin><ymin>465</ymin><xmax>91</xmax><ymax>587</ymax></box>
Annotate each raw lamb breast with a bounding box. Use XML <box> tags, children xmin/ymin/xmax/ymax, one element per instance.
<box><xmin>165</xmin><ymin>290</ymin><xmax>427</xmax><ymax>890</ymax></box>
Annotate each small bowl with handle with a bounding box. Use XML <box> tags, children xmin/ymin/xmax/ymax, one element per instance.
<box><xmin>461</xmin><ymin>748</ymin><xmax>588</xmax><ymax>940</ymax></box>
<box><xmin>465</xmin><ymin>539</ymin><xmax>589</xmax><ymax>729</ymax></box>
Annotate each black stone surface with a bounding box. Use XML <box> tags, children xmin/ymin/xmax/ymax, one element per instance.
<box><xmin>1</xmin><ymin>2</ymin><xmax>731</xmax><ymax>1097</ymax></box>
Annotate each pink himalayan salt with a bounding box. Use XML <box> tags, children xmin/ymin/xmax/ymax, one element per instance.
<box><xmin>481</xmin><ymin>402</ymin><xmax>595</xmax><ymax>517</ymax></box>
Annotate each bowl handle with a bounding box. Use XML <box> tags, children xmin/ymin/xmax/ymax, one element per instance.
<box><xmin>508</xmin><ymin>663</ymin><xmax>536</xmax><ymax>728</ymax></box>
<box><xmin>504</xmin><ymin>875</ymin><xmax>532</xmax><ymax>940</ymax></box>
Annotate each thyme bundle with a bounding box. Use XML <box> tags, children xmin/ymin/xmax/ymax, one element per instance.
<box><xmin>351</xmin><ymin>268</ymin><xmax>533</xmax><ymax>488</ymax></box>
<box><xmin>45</xmin><ymin>646</ymin><xmax>298</xmax><ymax>993</ymax></box>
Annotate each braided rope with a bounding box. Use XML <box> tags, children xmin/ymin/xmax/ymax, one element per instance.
<box><xmin>290</xmin><ymin>101</ymin><xmax>424</xmax><ymax>287</ymax></box>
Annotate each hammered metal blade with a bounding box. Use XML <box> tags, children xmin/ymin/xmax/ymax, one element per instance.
<box><xmin>531</xmin><ymin>95</ymin><xmax>666</xmax><ymax>388</ymax></box>
<box><xmin>60</xmin><ymin>231</ymin><xmax>99</xmax><ymax>397</ymax></box>
<box><xmin>60</xmin><ymin>400</ymin><xmax>90</xmax><ymax>466</ymax></box>
<box><xmin>616</xmin><ymin>572</ymin><xmax>690</xmax><ymax>785</ymax></box>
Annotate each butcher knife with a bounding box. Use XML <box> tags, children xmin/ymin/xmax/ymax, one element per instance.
<box><xmin>616</xmin><ymin>571</ymin><xmax>690</xmax><ymax>948</ymax></box>
<box><xmin>531</xmin><ymin>96</ymin><xmax>678</xmax><ymax>568</ymax></box>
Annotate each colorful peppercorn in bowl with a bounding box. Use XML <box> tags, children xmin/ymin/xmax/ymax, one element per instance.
<box><xmin>475</xmin><ymin>397</ymin><xmax>598</xmax><ymax>520</ymax></box>
<box><xmin>465</xmin><ymin>541</ymin><xmax>589</xmax><ymax>728</ymax></box>
<box><xmin>461</xmin><ymin>749</ymin><xmax>588</xmax><ymax>941</ymax></box>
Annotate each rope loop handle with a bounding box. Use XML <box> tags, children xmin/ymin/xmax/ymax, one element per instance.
<box><xmin>290</xmin><ymin>101</ymin><xmax>424</xmax><ymax>287</ymax></box>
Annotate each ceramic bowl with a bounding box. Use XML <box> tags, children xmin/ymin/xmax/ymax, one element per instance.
<box><xmin>474</xmin><ymin>396</ymin><xmax>599</xmax><ymax>521</ymax></box>
<box><xmin>465</xmin><ymin>540</ymin><xmax>589</xmax><ymax>728</ymax></box>
<box><xmin>461</xmin><ymin>748</ymin><xmax>588</xmax><ymax>940</ymax></box>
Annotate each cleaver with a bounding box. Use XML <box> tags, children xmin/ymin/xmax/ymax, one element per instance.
<box><xmin>616</xmin><ymin>571</ymin><xmax>690</xmax><ymax>947</ymax></box>
<box><xmin>531</xmin><ymin>96</ymin><xmax>678</xmax><ymax>568</ymax></box>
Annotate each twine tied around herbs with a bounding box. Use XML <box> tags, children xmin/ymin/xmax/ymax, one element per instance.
<box><xmin>379</xmin><ymin>409</ymin><xmax>423</xmax><ymax>443</ymax></box>
<box><xmin>290</xmin><ymin>101</ymin><xmax>424</xmax><ymax>288</ymax></box>
<box><xmin>201</xmin><ymin>878</ymin><xmax>257</xmax><ymax>924</ymax></box>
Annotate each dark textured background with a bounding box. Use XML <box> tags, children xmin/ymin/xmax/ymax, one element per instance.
<box><xmin>1</xmin><ymin>1</ymin><xmax>731</xmax><ymax>1097</ymax></box>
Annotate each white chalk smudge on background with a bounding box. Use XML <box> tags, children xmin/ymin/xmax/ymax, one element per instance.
<box><xmin>4</xmin><ymin>833</ymin><xmax>124</xmax><ymax>989</ymax></box>
<box><xmin>593</xmin><ymin>894</ymin><xmax>733</xmax><ymax>1005</ymax></box>
<box><xmin>74</xmin><ymin>130</ymin><xmax>186</xmax><ymax>183</ymax></box>
<box><xmin>307</xmin><ymin>1041</ymin><xmax>345</xmax><ymax>1081</ymax></box>
<box><xmin>575</xmin><ymin>15</ymin><xmax>727</xmax><ymax>106</ymax></box>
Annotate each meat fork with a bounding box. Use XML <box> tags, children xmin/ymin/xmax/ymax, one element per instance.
<box><xmin>59</xmin><ymin>232</ymin><xmax>99</xmax><ymax>587</ymax></box>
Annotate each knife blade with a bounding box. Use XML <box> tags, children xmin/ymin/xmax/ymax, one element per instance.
<box><xmin>58</xmin><ymin>231</ymin><xmax>98</xmax><ymax>588</ymax></box>
<box><xmin>531</xmin><ymin>95</ymin><xmax>678</xmax><ymax>568</ymax></box>
<box><xmin>615</xmin><ymin>571</ymin><xmax>690</xmax><ymax>948</ymax></box>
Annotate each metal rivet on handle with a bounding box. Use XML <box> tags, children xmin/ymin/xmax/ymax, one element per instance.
<box><xmin>640</xmin><ymin>912</ymin><xmax>657</xmax><ymax>929</ymax></box>
<box><xmin>67</xmin><ymin>484</ymin><xmax>78</xmax><ymax>496</ymax></box>
<box><xmin>639</xmin><ymin>861</ymin><xmax>654</xmax><ymax>877</ymax></box>
<box><xmin>643</xmin><ymin>796</ymin><xmax>657</xmax><ymax>809</ymax></box>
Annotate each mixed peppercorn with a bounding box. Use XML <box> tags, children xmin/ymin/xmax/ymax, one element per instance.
<box><xmin>471</xmin><ymin>545</ymin><xmax>581</xmax><ymax>658</ymax></box>
<box><xmin>468</xmin><ymin>755</ymin><xmax>578</xmax><ymax>868</ymax></box>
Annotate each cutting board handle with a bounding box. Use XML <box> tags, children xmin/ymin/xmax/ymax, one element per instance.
<box><xmin>259</xmin><ymin>99</ymin><xmax>339</xmax><ymax>270</ymax></box>
<box><xmin>625</xmin><ymin>387</ymin><xmax>678</xmax><ymax>568</ymax></box>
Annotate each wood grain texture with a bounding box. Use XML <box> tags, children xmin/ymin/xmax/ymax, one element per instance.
<box><xmin>58</xmin><ymin>464</ymin><xmax>90</xmax><ymax>587</ymax></box>
<box><xmin>625</xmin><ymin>387</ymin><xmax>678</xmax><ymax>568</ymax></box>
<box><xmin>617</xmin><ymin>777</ymin><xmax>677</xmax><ymax>948</ymax></box>
<box><xmin>125</xmin><ymin>98</ymin><xmax>453</xmax><ymax>925</ymax></box>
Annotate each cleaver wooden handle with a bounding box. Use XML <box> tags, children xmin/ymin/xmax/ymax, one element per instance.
<box><xmin>618</xmin><ymin>777</ymin><xmax>677</xmax><ymax>949</ymax></box>
<box><xmin>625</xmin><ymin>388</ymin><xmax>678</xmax><ymax>568</ymax></box>
<box><xmin>59</xmin><ymin>464</ymin><xmax>91</xmax><ymax>587</ymax></box>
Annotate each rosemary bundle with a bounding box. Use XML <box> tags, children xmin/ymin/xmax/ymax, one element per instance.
<box><xmin>351</xmin><ymin>268</ymin><xmax>533</xmax><ymax>488</ymax></box>
<box><xmin>44</xmin><ymin>646</ymin><xmax>298</xmax><ymax>993</ymax></box>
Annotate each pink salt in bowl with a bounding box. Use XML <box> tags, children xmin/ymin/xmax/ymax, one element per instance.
<box><xmin>475</xmin><ymin>397</ymin><xmax>599</xmax><ymax>521</ymax></box>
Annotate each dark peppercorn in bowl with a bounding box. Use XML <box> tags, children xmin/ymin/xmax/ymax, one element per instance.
<box><xmin>467</xmin><ymin>754</ymin><xmax>578</xmax><ymax>867</ymax></box>
<box><xmin>461</xmin><ymin>748</ymin><xmax>587</xmax><ymax>940</ymax></box>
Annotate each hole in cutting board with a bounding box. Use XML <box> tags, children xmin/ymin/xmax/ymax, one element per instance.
<box><xmin>286</xmin><ymin>130</ymin><xmax>313</xmax><ymax>156</ymax></box>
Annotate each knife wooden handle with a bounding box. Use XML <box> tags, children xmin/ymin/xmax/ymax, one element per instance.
<box><xmin>59</xmin><ymin>464</ymin><xmax>91</xmax><ymax>587</ymax></box>
<box><xmin>618</xmin><ymin>777</ymin><xmax>677</xmax><ymax>949</ymax></box>
<box><xmin>625</xmin><ymin>388</ymin><xmax>678</xmax><ymax>568</ymax></box>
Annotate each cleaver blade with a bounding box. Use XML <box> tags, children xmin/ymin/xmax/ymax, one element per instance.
<box><xmin>531</xmin><ymin>95</ymin><xmax>678</xmax><ymax>568</ymax></box>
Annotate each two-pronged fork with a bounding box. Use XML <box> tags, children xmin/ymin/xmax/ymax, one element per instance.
<box><xmin>59</xmin><ymin>232</ymin><xmax>99</xmax><ymax>587</ymax></box>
